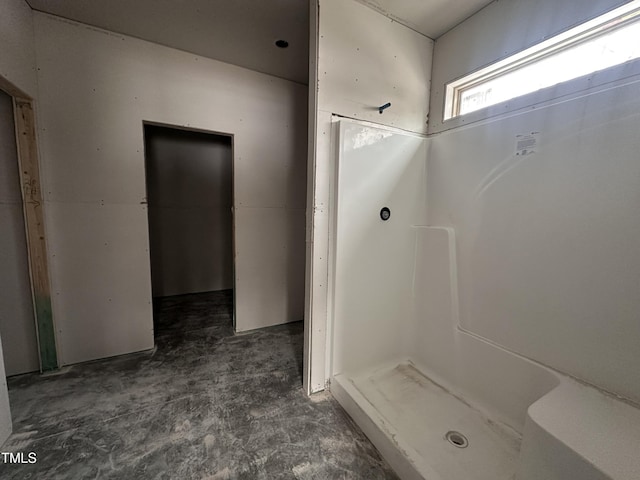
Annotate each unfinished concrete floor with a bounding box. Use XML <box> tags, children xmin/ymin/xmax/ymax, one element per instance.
<box><xmin>0</xmin><ymin>291</ymin><xmax>398</xmax><ymax>479</ymax></box>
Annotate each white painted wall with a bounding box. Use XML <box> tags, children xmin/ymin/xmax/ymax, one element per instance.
<box><xmin>306</xmin><ymin>0</ymin><xmax>433</xmax><ymax>392</ymax></box>
<box><xmin>0</xmin><ymin>90</ymin><xmax>39</xmax><ymax>376</ymax></box>
<box><xmin>0</xmin><ymin>0</ymin><xmax>40</xmax><ymax>446</ymax></box>
<box><xmin>428</xmin><ymin>0</ymin><xmax>640</xmax><ymax>404</ymax></box>
<box><xmin>33</xmin><ymin>12</ymin><xmax>307</xmax><ymax>365</ymax></box>
<box><xmin>144</xmin><ymin>126</ymin><xmax>233</xmax><ymax>297</ymax></box>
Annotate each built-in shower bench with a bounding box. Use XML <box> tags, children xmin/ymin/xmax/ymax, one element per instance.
<box><xmin>518</xmin><ymin>380</ymin><xmax>640</xmax><ymax>480</ymax></box>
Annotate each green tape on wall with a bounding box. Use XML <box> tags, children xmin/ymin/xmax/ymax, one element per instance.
<box><xmin>34</xmin><ymin>294</ymin><xmax>58</xmax><ymax>371</ymax></box>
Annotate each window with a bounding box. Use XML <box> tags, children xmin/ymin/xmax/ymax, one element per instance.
<box><xmin>444</xmin><ymin>0</ymin><xmax>640</xmax><ymax>121</ymax></box>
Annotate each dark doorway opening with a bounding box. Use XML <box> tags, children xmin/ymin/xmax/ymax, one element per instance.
<box><xmin>143</xmin><ymin>124</ymin><xmax>234</xmax><ymax>338</ymax></box>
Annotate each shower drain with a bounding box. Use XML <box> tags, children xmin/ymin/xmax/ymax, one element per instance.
<box><xmin>445</xmin><ymin>430</ymin><xmax>469</xmax><ymax>448</ymax></box>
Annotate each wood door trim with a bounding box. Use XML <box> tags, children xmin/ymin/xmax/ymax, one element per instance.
<box><xmin>1</xmin><ymin>74</ymin><xmax>58</xmax><ymax>372</ymax></box>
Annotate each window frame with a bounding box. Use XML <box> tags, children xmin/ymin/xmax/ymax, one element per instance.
<box><xmin>443</xmin><ymin>0</ymin><xmax>640</xmax><ymax>122</ymax></box>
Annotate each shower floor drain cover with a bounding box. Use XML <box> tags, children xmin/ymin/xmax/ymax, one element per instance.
<box><xmin>445</xmin><ymin>431</ymin><xmax>469</xmax><ymax>448</ymax></box>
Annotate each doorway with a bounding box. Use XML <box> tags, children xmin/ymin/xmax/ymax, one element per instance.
<box><xmin>143</xmin><ymin>123</ymin><xmax>234</xmax><ymax>336</ymax></box>
<box><xmin>0</xmin><ymin>89</ymin><xmax>39</xmax><ymax>376</ymax></box>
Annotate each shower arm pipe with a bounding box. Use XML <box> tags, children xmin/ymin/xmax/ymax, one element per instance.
<box><xmin>378</xmin><ymin>102</ymin><xmax>391</xmax><ymax>114</ymax></box>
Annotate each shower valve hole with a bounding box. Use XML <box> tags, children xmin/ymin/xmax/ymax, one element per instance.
<box><xmin>445</xmin><ymin>431</ymin><xmax>469</xmax><ymax>448</ymax></box>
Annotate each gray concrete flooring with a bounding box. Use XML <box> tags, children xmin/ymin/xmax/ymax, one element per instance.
<box><xmin>0</xmin><ymin>290</ymin><xmax>398</xmax><ymax>479</ymax></box>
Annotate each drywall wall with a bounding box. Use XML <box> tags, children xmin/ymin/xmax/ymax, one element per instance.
<box><xmin>306</xmin><ymin>0</ymin><xmax>433</xmax><ymax>392</ymax></box>
<box><xmin>0</xmin><ymin>0</ymin><xmax>38</xmax><ymax>97</ymax></box>
<box><xmin>0</xmin><ymin>0</ymin><xmax>41</xmax><ymax>446</ymax></box>
<box><xmin>144</xmin><ymin>125</ymin><xmax>233</xmax><ymax>297</ymax></box>
<box><xmin>0</xmin><ymin>91</ymin><xmax>23</xmax><ymax>447</ymax></box>
<box><xmin>317</xmin><ymin>0</ymin><xmax>433</xmax><ymax>132</ymax></box>
<box><xmin>0</xmin><ymin>340</ymin><xmax>10</xmax><ymax>447</ymax></box>
<box><xmin>0</xmin><ymin>90</ymin><xmax>39</xmax><ymax>376</ymax></box>
<box><xmin>429</xmin><ymin>0</ymin><xmax>630</xmax><ymax>132</ymax></box>
<box><xmin>303</xmin><ymin>0</ymin><xmax>320</xmax><ymax>395</ymax></box>
<box><xmin>428</xmin><ymin>0</ymin><xmax>640</xmax><ymax>403</ymax></box>
<box><xmin>33</xmin><ymin>12</ymin><xmax>307</xmax><ymax>364</ymax></box>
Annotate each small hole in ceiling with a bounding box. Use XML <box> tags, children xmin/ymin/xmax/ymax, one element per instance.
<box><xmin>275</xmin><ymin>40</ymin><xmax>289</xmax><ymax>48</ymax></box>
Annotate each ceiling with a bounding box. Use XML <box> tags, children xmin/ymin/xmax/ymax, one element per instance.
<box><xmin>26</xmin><ymin>0</ymin><xmax>493</xmax><ymax>85</ymax></box>
<box><xmin>353</xmin><ymin>0</ymin><xmax>493</xmax><ymax>38</ymax></box>
<box><xmin>26</xmin><ymin>0</ymin><xmax>311</xmax><ymax>84</ymax></box>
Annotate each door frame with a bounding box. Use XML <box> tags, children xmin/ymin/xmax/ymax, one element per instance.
<box><xmin>0</xmin><ymin>75</ymin><xmax>58</xmax><ymax>372</ymax></box>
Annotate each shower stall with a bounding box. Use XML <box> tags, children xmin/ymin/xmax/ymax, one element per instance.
<box><xmin>327</xmin><ymin>119</ymin><xmax>640</xmax><ymax>480</ymax></box>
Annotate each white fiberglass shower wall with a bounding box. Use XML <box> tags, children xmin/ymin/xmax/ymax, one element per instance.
<box><xmin>329</xmin><ymin>119</ymin><xmax>547</xmax><ymax>480</ymax></box>
<box><xmin>331</xmin><ymin>119</ymin><xmax>428</xmax><ymax>376</ymax></box>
